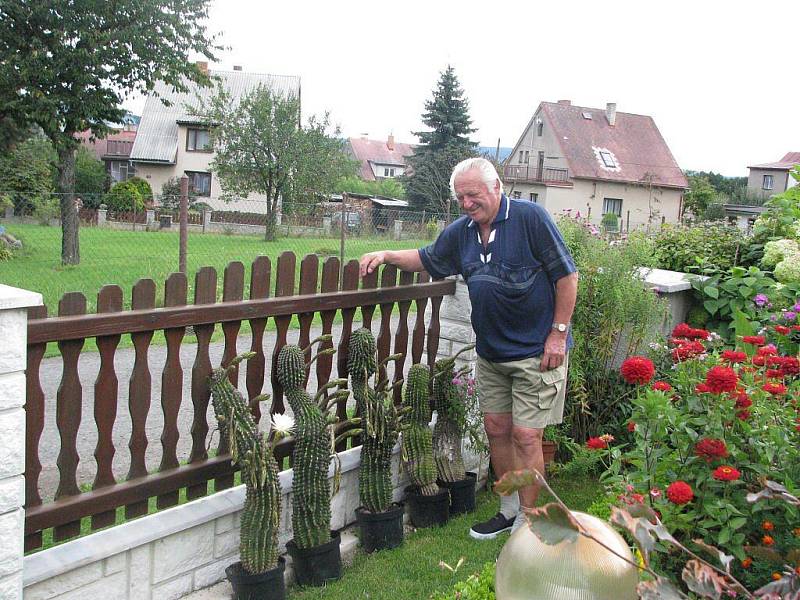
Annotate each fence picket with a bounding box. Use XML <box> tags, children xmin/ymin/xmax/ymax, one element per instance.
<box><xmin>270</xmin><ymin>252</ymin><xmax>296</xmax><ymax>416</ymax></box>
<box><xmin>376</xmin><ymin>265</ymin><xmax>397</xmax><ymax>383</ymax></box>
<box><xmin>393</xmin><ymin>270</ymin><xmax>415</xmax><ymax>404</ymax></box>
<box><xmin>158</xmin><ymin>272</ymin><xmax>187</xmax><ymax>509</ymax></box>
<box><xmin>54</xmin><ymin>292</ymin><xmax>87</xmax><ymax>541</ymax></box>
<box><xmin>91</xmin><ymin>285</ymin><xmax>123</xmax><ymax>529</ymax></box>
<box><xmin>427</xmin><ymin>280</ymin><xmax>443</xmax><ymax>371</ymax></box>
<box><xmin>336</xmin><ymin>260</ymin><xmax>360</xmax><ymax>438</ymax></box>
<box><xmin>411</xmin><ymin>272</ymin><xmax>430</xmax><ymax>364</ymax></box>
<box><xmin>24</xmin><ymin>304</ymin><xmax>47</xmax><ymax>551</ymax></box>
<box><xmin>360</xmin><ymin>268</ymin><xmax>378</xmax><ymax>329</ymax></box>
<box><xmin>316</xmin><ymin>257</ymin><xmax>339</xmax><ymax>410</ymax></box>
<box><xmin>298</xmin><ymin>254</ymin><xmax>319</xmax><ymax>385</ymax></box>
<box><xmin>246</xmin><ymin>256</ymin><xmax>271</xmax><ymax>425</ymax></box>
<box><xmin>126</xmin><ymin>279</ymin><xmax>155</xmax><ymax>519</ymax></box>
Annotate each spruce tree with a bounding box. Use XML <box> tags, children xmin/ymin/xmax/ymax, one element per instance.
<box><xmin>405</xmin><ymin>66</ymin><xmax>478</xmax><ymax>214</ymax></box>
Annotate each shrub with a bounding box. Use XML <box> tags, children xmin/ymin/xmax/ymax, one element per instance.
<box><xmin>702</xmin><ymin>202</ymin><xmax>727</xmax><ymax>221</ymax></box>
<box><xmin>654</xmin><ymin>222</ymin><xmax>749</xmax><ymax>273</ymax></box>
<box><xmin>600</xmin><ymin>211</ymin><xmax>619</xmax><ymax>232</ymax></box>
<box><xmin>425</xmin><ymin>219</ymin><xmax>439</xmax><ymax>240</ymax></box>
<box><xmin>126</xmin><ymin>176</ymin><xmax>152</xmax><ymax>203</ymax></box>
<box><xmin>31</xmin><ymin>196</ymin><xmax>60</xmax><ymax>225</ymax></box>
<box><xmin>105</xmin><ymin>180</ymin><xmax>144</xmax><ymax>212</ymax></box>
<box><xmin>0</xmin><ymin>136</ymin><xmax>56</xmax><ymax>214</ymax></box>
<box><xmin>74</xmin><ymin>146</ymin><xmax>108</xmax><ymax>206</ymax></box>
<box><xmin>431</xmin><ymin>562</ymin><xmax>495</xmax><ymax>600</ymax></box>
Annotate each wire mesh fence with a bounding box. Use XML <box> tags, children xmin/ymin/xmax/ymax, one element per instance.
<box><xmin>0</xmin><ymin>192</ymin><xmax>451</xmax><ymax>313</ymax></box>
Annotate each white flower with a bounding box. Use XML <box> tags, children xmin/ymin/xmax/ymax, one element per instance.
<box><xmin>271</xmin><ymin>413</ymin><xmax>295</xmax><ymax>435</ymax></box>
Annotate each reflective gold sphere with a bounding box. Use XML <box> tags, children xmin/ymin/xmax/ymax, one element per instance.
<box><xmin>495</xmin><ymin>511</ymin><xmax>639</xmax><ymax>600</ymax></box>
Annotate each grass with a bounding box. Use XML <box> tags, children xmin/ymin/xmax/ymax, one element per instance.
<box><xmin>2</xmin><ymin>223</ymin><xmax>427</xmax><ymax>313</ymax></box>
<box><xmin>289</xmin><ymin>474</ymin><xmax>603</xmax><ymax>600</ymax></box>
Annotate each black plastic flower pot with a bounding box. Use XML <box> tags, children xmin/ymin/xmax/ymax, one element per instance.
<box><xmin>355</xmin><ymin>503</ymin><xmax>404</xmax><ymax>553</ymax></box>
<box><xmin>225</xmin><ymin>556</ymin><xmax>286</xmax><ymax>600</ymax></box>
<box><xmin>438</xmin><ymin>471</ymin><xmax>477</xmax><ymax>515</ymax></box>
<box><xmin>286</xmin><ymin>530</ymin><xmax>342</xmax><ymax>587</ymax></box>
<box><xmin>404</xmin><ymin>485</ymin><xmax>450</xmax><ymax>528</ymax></box>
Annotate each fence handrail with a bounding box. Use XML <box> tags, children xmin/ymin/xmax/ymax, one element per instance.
<box><xmin>28</xmin><ymin>279</ymin><xmax>455</xmax><ymax>343</ymax></box>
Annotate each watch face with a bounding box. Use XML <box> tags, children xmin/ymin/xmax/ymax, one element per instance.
<box><xmin>555</xmin><ymin>323</ymin><xmax>567</xmax><ymax>332</ymax></box>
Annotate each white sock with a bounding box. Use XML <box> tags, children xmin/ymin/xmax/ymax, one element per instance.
<box><xmin>499</xmin><ymin>492</ymin><xmax>520</xmax><ymax>519</ymax></box>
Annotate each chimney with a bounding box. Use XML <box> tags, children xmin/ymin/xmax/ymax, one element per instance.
<box><xmin>233</xmin><ymin>65</ymin><xmax>242</xmax><ymax>71</ymax></box>
<box><xmin>557</xmin><ymin>99</ymin><xmax>571</xmax><ymax>106</ymax></box>
<box><xmin>606</xmin><ymin>102</ymin><xmax>617</xmax><ymax>126</ymax></box>
<box><xmin>387</xmin><ymin>134</ymin><xmax>395</xmax><ymax>151</ymax></box>
<box><xmin>196</xmin><ymin>61</ymin><xmax>208</xmax><ymax>75</ymax></box>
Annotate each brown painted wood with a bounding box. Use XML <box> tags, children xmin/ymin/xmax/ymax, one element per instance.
<box><xmin>246</xmin><ymin>256</ymin><xmax>271</xmax><ymax>424</ymax></box>
<box><xmin>336</xmin><ymin>261</ymin><xmax>360</xmax><ymax>432</ymax></box>
<box><xmin>427</xmin><ymin>281</ymin><xmax>444</xmax><ymax>371</ymax></box>
<box><xmin>393</xmin><ymin>270</ymin><xmax>414</xmax><ymax>404</ymax></box>
<box><xmin>91</xmin><ymin>285</ymin><xmax>123</xmax><ymax>530</ymax></box>
<box><xmin>126</xmin><ymin>279</ymin><xmax>155</xmax><ymax>519</ymax></box>
<box><xmin>376</xmin><ymin>265</ymin><xmax>397</xmax><ymax>382</ymax></box>
<box><xmin>27</xmin><ymin>280</ymin><xmax>457</xmax><ymax>343</ymax></box>
<box><xmin>215</xmin><ymin>262</ymin><xmax>245</xmax><ymax>493</ymax></box>
<box><xmin>158</xmin><ymin>272</ymin><xmax>187</xmax><ymax>509</ymax></box>
<box><xmin>360</xmin><ymin>268</ymin><xmax>378</xmax><ymax>329</ymax></box>
<box><xmin>411</xmin><ymin>272</ymin><xmax>430</xmax><ymax>364</ymax></box>
<box><xmin>54</xmin><ymin>292</ymin><xmax>86</xmax><ymax>541</ymax></box>
<box><xmin>297</xmin><ymin>254</ymin><xmax>319</xmax><ymax>385</ymax></box>
<box><xmin>270</xmin><ymin>252</ymin><xmax>296</xmax><ymax>415</ymax></box>
<box><xmin>189</xmin><ymin>267</ymin><xmax>218</xmax><ymax>500</ymax></box>
<box><xmin>316</xmin><ymin>258</ymin><xmax>339</xmax><ymax>412</ymax></box>
<box><xmin>24</xmin><ymin>304</ymin><xmax>48</xmax><ymax>550</ymax></box>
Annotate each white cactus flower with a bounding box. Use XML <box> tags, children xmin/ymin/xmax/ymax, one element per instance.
<box><xmin>271</xmin><ymin>412</ymin><xmax>295</xmax><ymax>435</ymax></box>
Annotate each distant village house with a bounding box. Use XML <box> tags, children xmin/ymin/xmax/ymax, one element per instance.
<box><xmin>747</xmin><ymin>152</ymin><xmax>800</xmax><ymax>200</ymax></box>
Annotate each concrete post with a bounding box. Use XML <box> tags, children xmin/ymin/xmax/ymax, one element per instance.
<box><xmin>3</xmin><ymin>206</ymin><xmax>12</xmax><ymax>220</ymax></box>
<box><xmin>145</xmin><ymin>209</ymin><xmax>155</xmax><ymax>227</ymax></box>
<box><xmin>202</xmin><ymin>210</ymin><xmax>212</xmax><ymax>233</ymax></box>
<box><xmin>393</xmin><ymin>219</ymin><xmax>403</xmax><ymax>241</ymax></box>
<box><xmin>322</xmin><ymin>216</ymin><xmax>332</xmax><ymax>236</ymax></box>
<box><xmin>0</xmin><ymin>284</ymin><xmax>42</xmax><ymax>600</ymax></box>
<box><xmin>97</xmin><ymin>208</ymin><xmax>107</xmax><ymax>226</ymax></box>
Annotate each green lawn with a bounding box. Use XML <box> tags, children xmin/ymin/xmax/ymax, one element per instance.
<box><xmin>289</xmin><ymin>475</ymin><xmax>603</xmax><ymax>600</ymax></box>
<box><xmin>1</xmin><ymin>223</ymin><xmax>427</xmax><ymax>313</ymax></box>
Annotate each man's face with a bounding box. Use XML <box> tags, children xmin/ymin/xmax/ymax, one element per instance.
<box><xmin>453</xmin><ymin>169</ymin><xmax>501</xmax><ymax>227</ymax></box>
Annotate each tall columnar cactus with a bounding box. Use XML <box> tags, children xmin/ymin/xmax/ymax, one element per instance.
<box><xmin>277</xmin><ymin>338</ymin><xmax>354</xmax><ymax>550</ymax></box>
<box><xmin>209</xmin><ymin>353</ymin><xmax>281</xmax><ymax>575</ymax></box>
<box><xmin>401</xmin><ymin>363</ymin><xmax>439</xmax><ymax>496</ymax></box>
<box><xmin>348</xmin><ymin>328</ymin><xmax>402</xmax><ymax>513</ymax></box>
<box><xmin>432</xmin><ymin>345</ymin><xmax>476</xmax><ymax>483</ymax></box>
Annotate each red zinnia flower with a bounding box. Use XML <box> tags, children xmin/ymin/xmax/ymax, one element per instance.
<box><xmin>672</xmin><ymin>340</ymin><xmax>705</xmax><ymax>362</ymax></box>
<box><xmin>672</xmin><ymin>323</ymin><xmax>693</xmax><ymax>338</ymax></box>
<box><xmin>620</xmin><ymin>356</ymin><xmax>655</xmax><ymax>385</ymax></box>
<box><xmin>627</xmin><ymin>421</ymin><xmax>636</xmax><ymax>433</ymax></box>
<box><xmin>735</xmin><ymin>395</ymin><xmax>752</xmax><ymax>409</ymax></box>
<box><xmin>666</xmin><ymin>481</ymin><xmax>693</xmax><ymax>505</ymax></box>
<box><xmin>743</xmin><ymin>335</ymin><xmax>766</xmax><ymax>345</ymax></box>
<box><xmin>695</xmin><ymin>382</ymin><xmax>711</xmax><ymax>393</ymax></box>
<box><xmin>757</xmin><ymin>344</ymin><xmax>779</xmax><ymax>356</ymax></box>
<box><xmin>651</xmin><ymin>381</ymin><xmax>672</xmax><ymax>392</ymax></box>
<box><xmin>688</xmin><ymin>328</ymin><xmax>710</xmax><ymax>340</ymax></box>
<box><xmin>763</xmin><ymin>382</ymin><xmax>787</xmax><ymax>396</ymax></box>
<box><xmin>695</xmin><ymin>438</ymin><xmax>729</xmax><ymax>462</ymax></box>
<box><xmin>721</xmin><ymin>350</ymin><xmax>747</xmax><ymax>364</ymax></box>
<box><xmin>742</xmin><ymin>557</ymin><xmax>752</xmax><ymax>569</ymax></box>
<box><xmin>781</xmin><ymin>356</ymin><xmax>800</xmax><ymax>375</ymax></box>
<box><xmin>766</xmin><ymin>369</ymin><xmax>784</xmax><ymax>379</ymax></box>
<box><xmin>762</xmin><ymin>521</ymin><xmax>774</xmax><ymax>531</ymax></box>
<box><xmin>775</xmin><ymin>325</ymin><xmax>791</xmax><ymax>335</ymax></box>
<box><xmin>736</xmin><ymin>409</ymin><xmax>751</xmax><ymax>420</ymax></box>
<box><xmin>712</xmin><ymin>465</ymin><xmax>741</xmax><ymax>481</ymax></box>
<box><xmin>752</xmin><ymin>355</ymin><xmax>766</xmax><ymax>367</ymax></box>
<box><xmin>762</xmin><ymin>535</ymin><xmax>775</xmax><ymax>546</ymax></box>
<box><xmin>587</xmin><ymin>437</ymin><xmax>608</xmax><ymax>450</ymax></box>
<box><xmin>705</xmin><ymin>366</ymin><xmax>738</xmax><ymax>394</ymax></box>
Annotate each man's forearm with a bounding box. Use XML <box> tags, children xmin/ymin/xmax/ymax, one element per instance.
<box><xmin>553</xmin><ymin>272</ymin><xmax>578</xmax><ymax>325</ymax></box>
<box><xmin>384</xmin><ymin>249</ymin><xmax>424</xmax><ymax>272</ymax></box>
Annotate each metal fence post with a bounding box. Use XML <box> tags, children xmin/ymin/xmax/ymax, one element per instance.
<box><xmin>179</xmin><ymin>176</ymin><xmax>188</xmax><ymax>274</ymax></box>
<box><xmin>339</xmin><ymin>193</ymin><xmax>347</xmax><ymax>287</ymax></box>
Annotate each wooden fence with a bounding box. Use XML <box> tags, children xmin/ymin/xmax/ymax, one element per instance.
<box><xmin>24</xmin><ymin>251</ymin><xmax>455</xmax><ymax>551</ymax></box>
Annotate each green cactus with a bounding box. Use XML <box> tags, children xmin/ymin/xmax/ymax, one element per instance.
<box><xmin>209</xmin><ymin>353</ymin><xmax>281</xmax><ymax>575</ymax></box>
<box><xmin>348</xmin><ymin>328</ymin><xmax>401</xmax><ymax>514</ymax></box>
<box><xmin>277</xmin><ymin>338</ymin><xmax>356</xmax><ymax>550</ymax></box>
<box><xmin>400</xmin><ymin>363</ymin><xmax>438</xmax><ymax>496</ymax></box>
<box><xmin>432</xmin><ymin>345</ymin><xmax>475</xmax><ymax>483</ymax></box>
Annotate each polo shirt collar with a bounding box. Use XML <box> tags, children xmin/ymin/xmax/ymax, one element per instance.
<box><xmin>466</xmin><ymin>194</ymin><xmax>510</xmax><ymax>228</ymax></box>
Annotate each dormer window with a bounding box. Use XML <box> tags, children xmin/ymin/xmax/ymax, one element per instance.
<box><xmin>186</xmin><ymin>128</ymin><xmax>211</xmax><ymax>152</ymax></box>
<box><xmin>537</xmin><ymin>122</ymin><xmax>543</xmax><ymax>136</ymax></box>
<box><xmin>599</xmin><ymin>150</ymin><xmax>617</xmax><ymax>168</ymax></box>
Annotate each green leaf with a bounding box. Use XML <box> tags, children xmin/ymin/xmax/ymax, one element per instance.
<box><xmin>704</xmin><ymin>300</ymin><xmax>719</xmax><ymax>315</ymax></box>
<box><xmin>704</xmin><ymin>286</ymin><xmax>719</xmax><ymax>299</ymax></box>
<box><xmin>728</xmin><ymin>517</ymin><xmax>747</xmax><ymax>530</ymax></box>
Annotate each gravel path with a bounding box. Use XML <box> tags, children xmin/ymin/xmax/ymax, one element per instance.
<box><xmin>34</xmin><ymin>317</ymin><xmax>412</xmax><ymax>502</ymax></box>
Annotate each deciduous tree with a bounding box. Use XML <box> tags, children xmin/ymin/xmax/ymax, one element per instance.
<box><xmin>0</xmin><ymin>0</ymin><xmax>220</xmax><ymax>263</ymax></box>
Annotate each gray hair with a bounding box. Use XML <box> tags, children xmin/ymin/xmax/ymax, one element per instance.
<box><xmin>449</xmin><ymin>157</ymin><xmax>503</xmax><ymax>199</ymax></box>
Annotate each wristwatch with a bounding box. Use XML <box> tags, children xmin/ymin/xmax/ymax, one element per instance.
<box><xmin>551</xmin><ymin>323</ymin><xmax>569</xmax><ymax>333</ymax></box>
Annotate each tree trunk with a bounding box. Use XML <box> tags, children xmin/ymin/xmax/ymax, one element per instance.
<box><xmin>57</xmin><ymin>145</ymin><xmax>80</xmax><ymax>265</ymax></box>
<box><xmin>264</xmin><ymin>207</ymin><xmax>278</xmax><ymax>241</ymax></box>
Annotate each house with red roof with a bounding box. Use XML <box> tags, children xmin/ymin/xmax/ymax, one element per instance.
<box><xmin>75</xmin><ymin>127</ymin><xmax>138</xmax><ymax>184</ymax></box>
<box><xmin>747</xmin><ymin>152</ymin><xmax>800</xmax><ymax>199</ymax></box>
<box><xmin>346</xmin><ymin>135</ymin><xmax>416</xmax><ymax>181</ymax></box>
<box><xmin>502</xmin><ymin>100</ymin><xmax>688</xmax><ymax>230</ymax></box>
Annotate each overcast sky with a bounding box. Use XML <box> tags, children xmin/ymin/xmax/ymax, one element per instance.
<box><xmin>126</xmin><ymin>0</ymin><xmax>798</xmax><ymax>177</ymax></box>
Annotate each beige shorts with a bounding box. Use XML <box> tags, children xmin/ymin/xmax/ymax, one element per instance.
<box><xmin>476</xmin><ymin>353</ymin><xmax>569</xmax><ymax>429</ymax></box>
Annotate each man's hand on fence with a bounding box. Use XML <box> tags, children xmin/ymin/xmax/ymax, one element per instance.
<box><xmin>360</xmin><ymin>251</ymin><xmax>387</xmax><ymax>276</ymax></box>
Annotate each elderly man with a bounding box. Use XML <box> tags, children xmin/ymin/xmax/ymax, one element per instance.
<box><xmin>359</xmin><ymin>157</ymin><xmax>578</xmax><ymax>538</ymax></box>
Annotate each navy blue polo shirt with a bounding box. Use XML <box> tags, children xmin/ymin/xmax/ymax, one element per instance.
<box><xmin>419</xmin><ymin>195</ymin><xmax>576</xmax><ymax>362</ymax></box>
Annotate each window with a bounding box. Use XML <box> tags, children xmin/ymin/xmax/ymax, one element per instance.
<box><xmin>512</xmin><ymin>191</ymin><xmax>521</xmax><ymax>199</ymax></box>
<box><xmin>599</xmin><ymin>150</ymin><xmax>618</xmax><ymax>169</ymax></box>
<box><xmin>529</xmin><ymin>192</ymin><xmax>538</xmax><ymax>203</ymax></box>
<box><xmin>186</xmin><ymin>128</ymin><xmax>211</xmax><ymax>152</ymax></box>
<box><xmin>524</xmin><ymin>151</ymin><xmax>530</xmax><ymax>164</ymax></box>
<box><xmin>186</xmin><ymin>171</ymin><xmax>212</xmax><ymax>196</ymax></box>
<box><xmin>383</xmin><ymin>167</ymin><xmax>395</xmax><ymax>177</ymax></box>
<box><xmin>519</xmin><ymin>151</ymin><xmax>524</xmax><ymax>164</ymax></box>
<box><xmin>537</xmin><ymin>122</ymin><xmax>543</xmax><ymax>136</ymax></box>
<box><xmin>603</xmin><ymin>197</ymin><xmax>622</xmax><ymax>217</ymax></box>
<box><xmin>763</xmin><ymin>174</ymin><xmax>774</xmax><ymax>190</ymax></box>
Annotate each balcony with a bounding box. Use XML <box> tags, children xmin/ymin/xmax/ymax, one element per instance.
<box><xmin>503</xmin><ymin>164</ymin><xmax>570</xmax><ymax>185</ymax></box>
<box><xmin>104</xmin><ymin>139</ymin><xmax>134</xmax><ymax>157</ymax></box>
